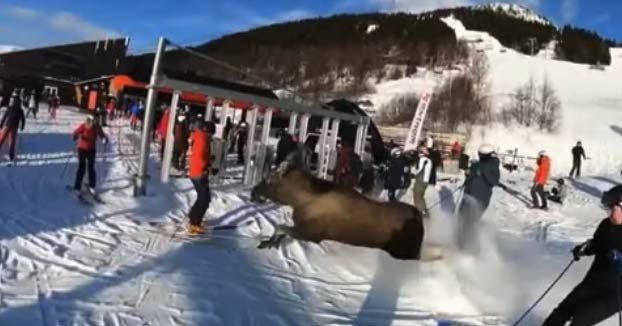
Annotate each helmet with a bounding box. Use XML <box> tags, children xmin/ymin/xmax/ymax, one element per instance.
<box><xmin>601</xmin><ymin>185</ymin><xmax>622</xmax><ymax>207</ymax></box>
<box><xmin>538</xmin><ymin>150</ymin><xmax>547</xmax><ymax>156</ymax></box>
<box><xmin>478</xmin><ymin>144</ymin><xmax>494</xmax><ymax>155</ymax></box>
<box><xmin>557</xmin><ymin>178</ymin><xmax>565</xmax><ymax>185</ymax></box>
<box><xmin>177</xmin><ymin>115</ymin><xmax>186</xmax><ymax>122</ymax></box>
<box><xmin>390</xmin><ymin>148</ymin><xmax>402</xmax><ymax>157</ymax></box>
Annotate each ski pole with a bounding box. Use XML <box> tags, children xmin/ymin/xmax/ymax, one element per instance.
<box><xmin>428</xmin><ymin>183</ymin><xmax>466</xmax><ymax>210</ymax></box>
<box><xmin>511</xmin><ymin>259</ymin><xmax>575</xmax><ymax>326</ymax></box>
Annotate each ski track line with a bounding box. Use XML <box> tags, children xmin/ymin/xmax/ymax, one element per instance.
<box><xmin>34</xmin><ymin>265</ymin><xmax>59</xmax><ymax>326</ymax></box>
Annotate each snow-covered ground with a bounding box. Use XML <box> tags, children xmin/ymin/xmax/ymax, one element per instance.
<box><xmin>0</xmin><ymin>105</ymin><xmax>619</xmax><ymax>326</ymax></box>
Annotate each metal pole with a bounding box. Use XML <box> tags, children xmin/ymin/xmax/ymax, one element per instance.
<box><xmin>160</xmin><ymin>91</ymin><xmax>180</xmax><ymax>183</ymax></box>
<box><xmin>134</xmin><ymin>37</ymin><xmax>166</xmax><ymax>197</ymax></box>
<box><xmin>243</xmin><ymin>106</ymin><xmax>259</xmax><ymax>185</ymax></box>
<box><xmin>360</xmin><ymin>121</ymin><xmax>369</xmax><ymax>154</ymax></box>
<box><xmin>317</xmin><ymin>117</ymin><xmax>330</xmax><ymax>179</ymax></box>
<box><xmin>298</xmin><ymin>114</ymin><xmax>310</xmax><ymax>144</ymax></box>
<box><xmin>328</xmin><ymin>119</ymin><xmax>340</xmax><ymax>180</ymax></box>
<box><xmin>354</xmin><ymin>124</ymin><xmax>365</xmax><ymax>155</ymax></box>
<box><xmin>256</xmin><ymin>107</ymin><xmax>273</xmax><ymax>182</ymax></box>
<box><xmin>205</xmin><ymin>97</ymin><xmax>214</xmax><ymax>122</ymax></box>
<box><xmin>288</xmin><ymin>113</ymin><xmax>298</xmax><ymax>135</ymax></box>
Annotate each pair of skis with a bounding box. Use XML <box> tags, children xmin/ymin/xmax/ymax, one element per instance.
<box><xmin>66</xmin><ymin>186</ymin><xmax>105</xmax><ymax>206</ymax></box>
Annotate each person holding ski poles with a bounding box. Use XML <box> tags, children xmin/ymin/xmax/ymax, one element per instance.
<box><xmin>456</xmin><ymin>144</ymin><xmax>500</xmax><ymax>251</ymax></box>
<box><xmin>543</xmin><ymin>185</ymin><xmax>622</xmax><ymax>325</ymax></box>
<box><xmin>186</xmin><ymin>119</ymin><xmax>215</xmax><ymax>235</ymax></box>
<box><xmin>72</xmin><ymin>116</ymin><xmax>108</xmax><ymax>195</ymax></box>
<box><xmin>0</xmin><ymin>91</ymin><xmax>26</xmax><ymax>163</ymax></box>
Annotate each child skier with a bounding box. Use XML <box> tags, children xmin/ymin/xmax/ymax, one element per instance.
<box><xmin>548</xmin><ymin>178</ymin><xmax>568</xmax><ymax>204</ymax></box>
<box><xmin>72</xmin><ymin>116</ymin><xmax>108</xmax><ymax>195</ymax></box>
<box><xmin>186</xmin><ymin>120</ymin><xmax>215</xmax><ymax>235</ymax></box>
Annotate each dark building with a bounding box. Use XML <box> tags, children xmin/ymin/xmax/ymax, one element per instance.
<box><xmin>0</xmin><ymin>38</ymin><xmax>129</xmax><ymax>105</ymax></box>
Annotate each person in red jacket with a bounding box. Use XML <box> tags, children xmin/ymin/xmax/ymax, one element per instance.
<box><xmin>531</xmin><ymin>150</ymin><xmax>551</xmax><ymax>210</ymax></box>
<box><xmin>72</xmin><ymin>116</ymin><xmax>108</xmax><ymax>193</ymax></box>
<box><xmin>186</xmin><ymin>120</ymin><xmax>215</xmax><ymax>235</ymax></box>
<box><xmin>156</xmin><ymin>107</ymin><xmax>170</xmax><ymax>161</ymax></box>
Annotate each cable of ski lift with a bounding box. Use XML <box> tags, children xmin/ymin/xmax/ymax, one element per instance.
<box><xmin>164</xmin><ymin>39</ymin><xmax>348</xmax><ymax>118</ymax></box>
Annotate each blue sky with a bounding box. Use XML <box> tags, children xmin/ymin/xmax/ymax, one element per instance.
<box><xmin>0</xmin><ymin>0</ymin><xmax>619</xmax><ymax>52</ymax></box>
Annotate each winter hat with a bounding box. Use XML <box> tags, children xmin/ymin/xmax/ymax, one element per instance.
<box><xmin>601</xmin><ymin>185</ymin><xmax>622</xmax><ymax>207</ymax></box>
<box><xmin>478</xmin><ymin>144</ymin><xmax>494</xmax><ymax>155</ymax></box>
<box><xmin>538</xmin><ymin>150</ymin><xmax>547</xmax><ymax>156</ymax></box>
<box><xmin>390</xmin><ymin>148</ymin><xmax>402</xmax><ymax>157</ymax></box>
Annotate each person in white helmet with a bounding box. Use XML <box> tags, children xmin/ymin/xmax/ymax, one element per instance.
<box><xmin>412</xmin><ymin>146</ymin><xmax>432</xmax><ymax>217</ymax></box>
<box><xmin>457</xmin><ymin>144</ymin><xmax>501</xmax><ymax>251</ymax></box>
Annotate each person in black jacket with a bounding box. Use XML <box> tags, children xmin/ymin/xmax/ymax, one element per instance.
<box><xmin>543</xmin><ymin>185</ymin><xmax>622</xmax><ymax>326</ymax></box>
<box><xmin>275</xmin><ymin>129</ymin><xmax>298</xmax><ymax>168</ymax></box>
<box><xmin>385</xmin><ymin>148</ymin><xmax>409</xmax><ymax>202</ymax></box>
<box><xmin>457</xmin><ymin>144</ymin><xmax>500</xmax><ymax>251</ymax></box>
<box><xmin>429</xmin><ymin>144</ymin><xmax>443</xmax><ymax>185</ymax></box>
<box><xmin>569</xmin><ymin>141</ymin><xmax>586</xmax><ymax>178</ymax></box>
<box><xmin>0</xmin><ymin>92</ymin><xmax>26</xmax><ymax>162</ymax></box>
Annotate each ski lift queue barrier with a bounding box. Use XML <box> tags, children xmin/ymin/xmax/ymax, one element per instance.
<box><xmin>134</xmin><ymin>37</ymin><xmax>371</xmax><ymax>196</ymax></box>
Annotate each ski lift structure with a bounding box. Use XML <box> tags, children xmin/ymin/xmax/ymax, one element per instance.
<box><xmin>134</xmin><ymin>37</ymin><xmax>371</xmax><ymax>196</ymax></box>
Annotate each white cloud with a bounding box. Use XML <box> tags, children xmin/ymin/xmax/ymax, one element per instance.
<box><xmin>49</xmin><ymin>12</ymin><xmax>120</xmax><ymax>40</ymax></box>
<box><xmin>515</xmin><ymin>0</ymin><xmax>541</xmax><ymax>9</ymax></box>
<box><xmin>7</xmin><ymin>6</ymin><xmax>40</xmax><ymax>20</ymax></box>
<box><xmin>1</xmin><ymin>5</ymin><xmax>121</xmax><ymax>46</ymax></box>
<box><xmin>561</xmin><ymin>0</ymin><xmax>579</xmax><ymax>23</ymax></box>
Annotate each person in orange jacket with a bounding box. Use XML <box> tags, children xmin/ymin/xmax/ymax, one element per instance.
<box><xmin>186</xmin><ymin>119</ymin><xmax>215</xmax><ymax>235</ymax></box>
<box><xmin>531</xmin><ymin>150</ymin><xmax>551</xmax><ymax>210</ymax></box>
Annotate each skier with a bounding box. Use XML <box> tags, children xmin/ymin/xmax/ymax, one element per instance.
<box><xmin>429</xmin><ymin>144</ymin><xmax>443</xmax><ymax>185</ymax></box>
<box><xmin>456</xmin><ymin>144</ymin><xmax>501</xmax><ymax>251</ymax></box>
<box><xmin>385</xmin><ymin>148</ymin><xmax>409</xmax><ymax>202</ymax></box>
<box><xmin>569</xmin><ymin>141</ymin><xmax>586</xmax><ymax>178</ymax></box>
<box><xmin>336</xmin><ymin>142</ymin><xmax>353</xmax><ymax>185</ymax></box>
<box><xmin>156</xmin><ymin>106</ymin><xmax>171</xmax><ymax>161</ymax></box>
<box><xmin>236</xmin><ymin>122</ymin><xmax>248</xmax><ymax>165</ymax></box>
<box><xmin>72</xmin><ymin>116</ymin><xmax>108</xmax><ymax>194</ymax></box>
<box><xmin>172</xmin><ymin>113</ymin><xmax>189</xmax><ymax>172</ymax></box>
<box><xmin>48</xmin><ymin>90</ymin><xmax>60</xmax><ymax>120</ymax></box>
<box><xmin>548</xmin><ymin>178</ymin><xmax>568</xmax><ymax>204</ymax></box>
<box><xmin>412</xmin><ymin>146</ymin><xmax>432</xmax><ymax>217</ymax></box>
<box><xmin>186</xmin><ymin>120</ymin><xmax>215</xmax><ymax>235</ymax></box>
<box><xmin>25</xmin><ymin>90</ymin><xmax>38</xmax><ymax>119</ymax></box>
<box><xmin>0</xmin><ymin>92</ymin><xmax>26</xmax><ymax>163</ymax></box>
<box><xmin>543</xmin><ymin>185</ymin><xmax>622</xmax><ymax>325</ymax></box>
<box><xmin>531</xmin><ymin>150</ymin><xmax>550</xmax><ymax>210</ymax></box>
<box><xmin>275</xmin><ymin>129</ymin><xmax>298</xmax><ymax>167</ymax></box>
<box><xmin>359</xmin><ymin>144</ymin><xmax>376</xmax><ymax>195</ymax></box>
<box><xmin>129</xmin><ymin>101</ymin><xmax>140</xmax><ymax>130</ymax></box>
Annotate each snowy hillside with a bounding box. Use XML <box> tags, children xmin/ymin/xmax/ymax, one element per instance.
<box><xmin>476</xmin><ymin>3</ymin><xmax>552</xmax><ymax>25</ymax></box>
<box><xmin>370</xmin><ymin>15</ymin><xmax>622</xmax><ymax>176</ymax></box>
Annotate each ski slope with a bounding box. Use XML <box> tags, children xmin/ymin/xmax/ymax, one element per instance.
<box><xmin>0</xmin><ymin>107</ymin><xmax>619</xmax><ymax>326</ymax></box>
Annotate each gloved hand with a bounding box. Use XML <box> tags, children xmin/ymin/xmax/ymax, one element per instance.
<box><xmin>572</xmin><ymin>240</ymin><xmax>591</xmax><ymax>261</ymax></box>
